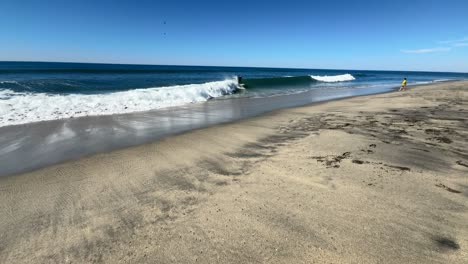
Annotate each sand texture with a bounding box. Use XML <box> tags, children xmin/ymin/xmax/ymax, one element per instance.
<box><xmin>1</xmin><ymin>81</ymin><xmax>467</xmax><ymax>263</ymax></box>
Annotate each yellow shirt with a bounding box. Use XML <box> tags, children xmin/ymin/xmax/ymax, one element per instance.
<box><xmin>402</xmin><ymin>80</ymin><xmax>407</xmax><ymax>86</ymax></box>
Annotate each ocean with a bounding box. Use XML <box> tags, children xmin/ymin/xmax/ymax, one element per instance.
<box><xmin>1</xmin><ymin>61</ymin><xmax>466</xmax><ymax>127</ymax></box>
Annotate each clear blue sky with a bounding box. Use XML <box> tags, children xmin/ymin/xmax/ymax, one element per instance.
<box><xmin>1</xmin><ymin>0</ymin><xmax>467</xmax><ymax>72</ymax></box>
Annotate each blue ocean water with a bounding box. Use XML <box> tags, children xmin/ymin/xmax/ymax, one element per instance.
<box><xmin>0</xmin><ymin>61</ymin><xmax>466</xmax><ymax>127</ymax></box>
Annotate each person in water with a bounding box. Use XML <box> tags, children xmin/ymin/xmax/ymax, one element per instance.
<box><xmin>399</xmin><ymin>78</ymin><xmax>407</xmax><ymax>91</ymax></box>
<box><xmin>237</xmin><ymin>75</ymin><xmax>243</xmax><ymax>85</ymax></box>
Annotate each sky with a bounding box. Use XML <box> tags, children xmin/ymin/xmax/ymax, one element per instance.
<box><xmin>0</xmin><ymin>0</ymin><xmax>467</xmax><ymax>72</ymax></box>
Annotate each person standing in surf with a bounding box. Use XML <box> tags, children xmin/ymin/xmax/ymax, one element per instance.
<box><xmin>399</xmin><ymin>78</ymin><xmax>407</xmax><ymax>91</ymax></box>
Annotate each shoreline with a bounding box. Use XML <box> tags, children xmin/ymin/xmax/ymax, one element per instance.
<box><xmin>1</xmin><ymin>80</ymin><xmax>448</xmax><ymax>177</ymax></box>
<box><xmin>0</xmin><ymin>81</ymin><xmax>403</xmax><ymax>177</ymax></box>
<box><xmin>1</xmin><ymin>80</ymin><xmax>467</xmax><ymax>263</ymax></box>
<box><xmin>0</xmin><ymin>80</ymin><xmax>449</xmax><ymax>130</ymax></box>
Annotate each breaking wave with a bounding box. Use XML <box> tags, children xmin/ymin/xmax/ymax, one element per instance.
<box><xmin>0</xmin><ymin>79</ymin><xmax>238</xmax><ymax>127</ymax></box>
<box><xmin>240</xmin><ymin>74</ymin><xmax>355</xmax><ymax>88</ymax></box>
<box><xmin>310</xmin><ymin>74</ymin><xmax>355</xmax><ymax>82</ymax></box>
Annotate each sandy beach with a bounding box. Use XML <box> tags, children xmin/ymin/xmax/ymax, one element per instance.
<box><xmin>0</xmin><ymin>81</ymin><xmax>467</xmax><ymax>263</ymax></box>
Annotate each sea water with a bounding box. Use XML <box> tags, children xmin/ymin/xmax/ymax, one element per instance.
<box><xmin>1</xmin><ymin>61</ymin><xmax>466</xmax><ymax>127</ymax></box>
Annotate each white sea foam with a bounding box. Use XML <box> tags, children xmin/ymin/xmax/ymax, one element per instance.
<box><xmin>432</xmin><ymin>79</ymin><xmax>451</xmax><ymax>83</ymax></box>
<box><xmin>413</xmin><ymin>81</ymin><xmax>432</xmax><ymax>85</ymax></box>
<box><xmin>0</xmin><ymin>79</ymin><xmax>238</xmax><ymax>127</ymax></box>
<box><xmin>310</xmin><ymin>74</ymin><xmax>355</xmax><ymax>82</ymax></box>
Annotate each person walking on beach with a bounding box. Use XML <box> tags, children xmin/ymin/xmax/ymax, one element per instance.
<box><xmin>399</xmin><ymin>78</ymin><xmax>407</xmax><ymax>91</ymax></box>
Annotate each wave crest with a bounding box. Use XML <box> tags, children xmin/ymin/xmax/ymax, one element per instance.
<box><xmin>310</xmin><ymin>74</ymin><xmax>355</xmax><ymax>82</ymax></box>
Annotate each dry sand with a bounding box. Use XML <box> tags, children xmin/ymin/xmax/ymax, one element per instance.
<box><xmin>1</xmin><ymin>81</ymin><xmax>467</xmax><ymax>263</ymax></box>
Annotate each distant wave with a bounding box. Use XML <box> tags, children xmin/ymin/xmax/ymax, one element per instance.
<box><xmin>0</xmin><ymin>80</ymin><xmax>42</xmax><ymax>92</ymax></box>
<box><xmin>310</xmin><ymin>74</ymin><xmax>355</xmax><ymax>82</ymax></box>
<box><xmin>0</xmin><ymin>79</ymin><xmax>238</xmax><ymax>127</ymax></box>
<box><xmin>432</xmin><ymin>79</ymin><xmax>452</xmax><ymax>83</ymax></box>
<box><xmin>240</xmin><ymin>74</ymin><xmax>355</xmax><ymax>88</ymax></box>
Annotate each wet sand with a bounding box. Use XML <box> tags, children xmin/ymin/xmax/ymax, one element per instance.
<box><xmin>0</xmin><ymin>81</ymin><xmax>467</xmax><ymax>263</ymax></box>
